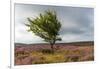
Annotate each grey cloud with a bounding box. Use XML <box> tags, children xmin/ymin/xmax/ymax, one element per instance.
<box><xmin>15</xmin><ymin>4</ymin><xmax>94</xmax><ymax>43</ymax></box>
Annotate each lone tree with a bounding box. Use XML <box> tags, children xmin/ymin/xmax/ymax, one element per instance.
<box><xmin>26</xmin><ymin>10</ymin><xmax>62</xmax><ymax>53</ymax></box>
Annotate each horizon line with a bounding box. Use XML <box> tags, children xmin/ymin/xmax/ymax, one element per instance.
<box><xmin>15</xmin><ymin>40</ymin><xmax>94</xmax><ymax>44</ymax></box>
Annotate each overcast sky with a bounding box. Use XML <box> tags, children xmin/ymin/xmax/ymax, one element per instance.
<box><xmin>15</xmin><ymin>3</ymin><xmax>94</xmax><ymax>44</ymax></box>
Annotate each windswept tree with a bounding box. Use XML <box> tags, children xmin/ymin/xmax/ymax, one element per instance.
<box><xmin>26</xmin><ymin>10</ymin><xmax>62</xmax><ymax>53</ymax></box>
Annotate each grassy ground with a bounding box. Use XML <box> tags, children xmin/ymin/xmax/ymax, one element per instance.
<box><xmin>15</xmin><ymin>43</ymin><xmax>94</xmax><ymax>65</ymax></box>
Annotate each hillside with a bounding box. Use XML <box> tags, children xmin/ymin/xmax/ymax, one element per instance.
<box><xmin>15</xmin><ymin>41</ymin><xmax>94</xmax><ymax>65</ymax></box>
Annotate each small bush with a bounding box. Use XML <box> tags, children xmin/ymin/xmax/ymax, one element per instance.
<box><xmin>41</xmin><ymin>49</ymin><xmax>53</xmax><ymax>54</ymax></box>
<box><xmin>71</xmin><ymin>56</ymin><xmax>79</xmax><ymax>62</ymax></box>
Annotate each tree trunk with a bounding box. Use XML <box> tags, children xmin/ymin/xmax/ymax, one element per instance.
<box><xmin>50</xmin><ymin>39</ymin><xmax>55</xmax><ymax>54</ymax></box>
<box><xmin>51</xmin><ymin>44</ymin><xmax>54</xmax><ymax>54</ymax></box>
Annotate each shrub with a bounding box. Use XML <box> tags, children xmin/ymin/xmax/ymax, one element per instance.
<box><xmin>41</xmin><ymin>49</ymin><xmax>53</xmax><ymax>54</ymax></box>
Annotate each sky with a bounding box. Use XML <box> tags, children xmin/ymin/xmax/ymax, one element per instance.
<box><xmin>15</xmin><ymin>3</ymin><xmax>94</xmax><ymax>44</ymax></box>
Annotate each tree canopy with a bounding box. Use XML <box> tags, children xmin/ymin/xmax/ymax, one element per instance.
<box><xmin>26</xmin><ymin>10</ymin><xmax>62</xmax><ymax>53</ymax></box>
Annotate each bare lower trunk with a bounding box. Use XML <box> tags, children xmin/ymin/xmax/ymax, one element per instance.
<box><xmin>50</xmin><ymin>40</ymin><xmax>55</xmax><ymax>54</ymax></box>
<box><xmin>51</xmin><ymin>44</ymin><xmax>54</xmax><ymax>54</ymax></box>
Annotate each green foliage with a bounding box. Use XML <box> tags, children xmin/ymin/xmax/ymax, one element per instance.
<box><xmin>26</xmin><ymin>10</ymin><xmax>62</xmax><ymax>45</ymax></box>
